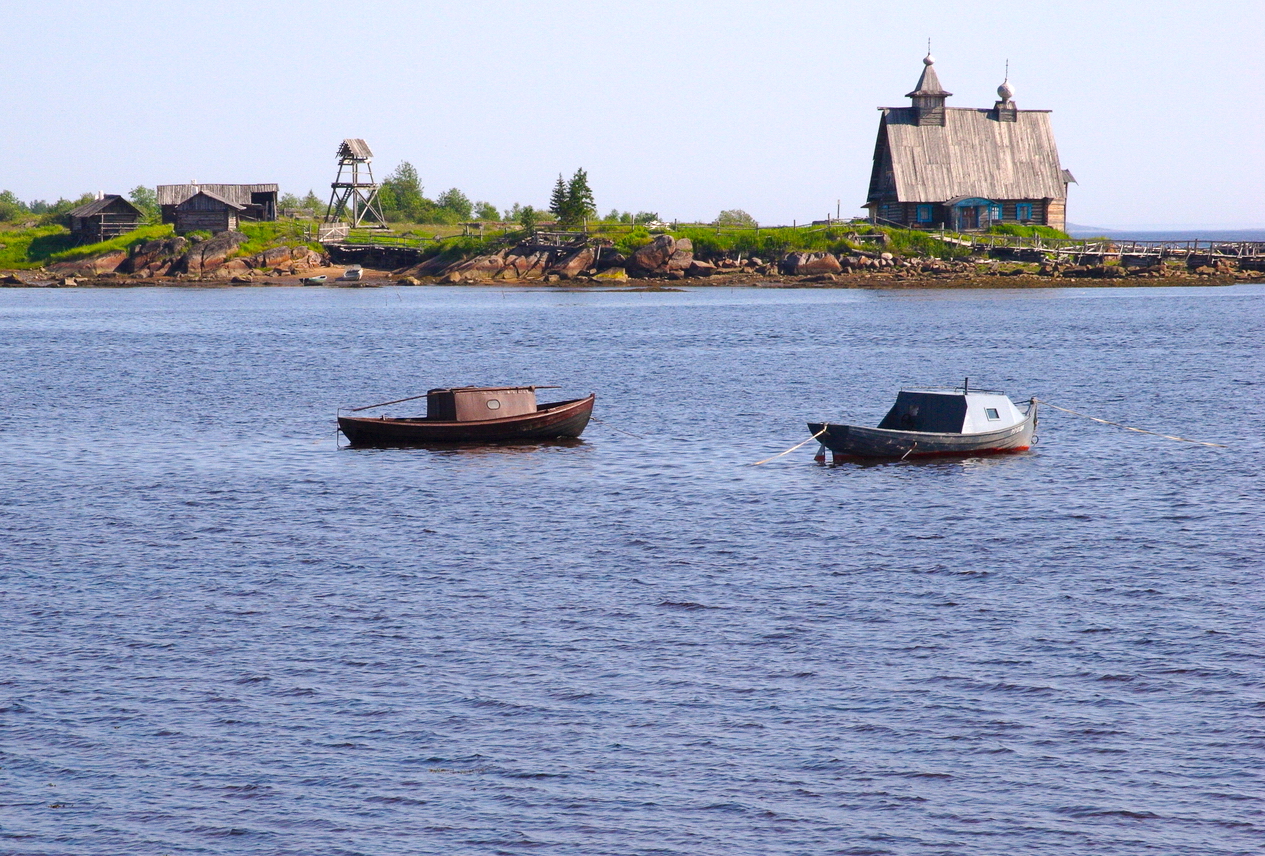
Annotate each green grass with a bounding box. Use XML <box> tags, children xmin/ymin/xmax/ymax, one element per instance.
<box><xmin>0</xmin><ymin>224</ymin><xmax>176</xmax><ymax>269</ymax></box>
<box><xmin>0</xmin><ymin>221</ymin><xmax>330</xmax><ymax>270</ymax></box>
<box><xmin>986</xmin><ymin>223</ymin><xmax>1070</xmax><ymax>240</ymax></box>
<box><xmin>235</xmin><ymin>221</ymin><xmax>322</xmax><ymax>257</ymax></box>
<box><xmin>590</xmin><ymin>222</ymin><xmax>971</xmax><ymax>261</ymax></box>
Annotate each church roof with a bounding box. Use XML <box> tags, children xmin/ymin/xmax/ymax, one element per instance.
<box><xmin>871</xmin><ymin>106</ymin><xmax>1068</xmax><ymax>203</ymax></box>
<box><xmin>906</xmin><ymin>54</ymin><xmax>951</xmax><ymax>98</ymax></box>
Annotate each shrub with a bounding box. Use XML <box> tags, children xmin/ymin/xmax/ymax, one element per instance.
<box><xmin>987</xmin><ymin>223</ymin><xmax>1070</xmax><ymax>240</ymax></box>
<box><xmin>613</xmin><ymin>226</ymin><xmax>652</xmax><ymax>256</ymax></box>
<box><xmin>716</xmin><ymin>209</ymin><xmax>757</xmax><ymax>228</ymax></box>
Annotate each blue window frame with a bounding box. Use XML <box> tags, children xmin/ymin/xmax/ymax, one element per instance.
<box><xmin>1017</xmin><ymin>203</ymin><xmax>1033</xmax><ymax>221</ymax></box>
<box><xmin>988</xmin><ymin>203</ymin><xmax>1003</xmax><ymax>221</ymax></box>
<box><xmin>916</xmin><ymin>204</ymin><xmax>933</xmax><ymax>223</ymax></box>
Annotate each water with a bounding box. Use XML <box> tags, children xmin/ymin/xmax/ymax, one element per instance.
<box><xmin>2</xmin><ymin>284</ymin><xmax>1263</xmax><ymax>855</ymax></box>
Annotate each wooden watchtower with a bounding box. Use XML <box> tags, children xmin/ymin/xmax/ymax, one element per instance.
<box><xmin>325</xmin><ymin>139</ymin><xmax>387</xmax><ymax>228</ymax></box>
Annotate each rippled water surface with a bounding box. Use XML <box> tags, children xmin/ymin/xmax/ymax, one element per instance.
<box><xmin>2</xmin><ymin>284</ymin><xmax>1263</xmax><ymax>855</ymax></box>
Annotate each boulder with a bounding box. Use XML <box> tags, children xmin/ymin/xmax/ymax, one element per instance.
<box><xmin>782</xmin><ymin>252</ymin><xmax>842</xmax><ymax>276</ymax></box>
<box><xmin>450</xmin><ymin>250</ymin><xmax>508</xmax><ymax>281</ymax></box>
<box><xmin>498</xmin><ymin>250</ymin><xmax>551</xmax><ymax>280</ymax></box>
<box><xmin>120</xmin><ymin>237</ymin><xmax>188</xmax><ymax>273</ymax></box>
<box><xmin>551</xmin><ymin>247</ymin><xmax>596</xmax><ymax>280</ymax></box>
<box><xmin>666</xmin><ymin>238</ymin><xmax>694</xmax><ymax>272</ymax></box>
<box><xmin>397</xmin><ymin>276</ymin><xmax>422</xmax><ymax>286</ymax></box>
<box><xmin>593</xmin><ymin>268</ymin><xmax>628</xmax><ymax>283</ymax></box>
<box><xmin>261</xmin><ymin>245</ymin><xmax>296</xmax><ymax>268</ymax></box>
<box><xmin>595</xmin><ymin>250</ymin><xmax>627</xmax><ymax>270</ymax></box>
<box><xmin>628</xmin><ymin>235</ymin><xmax>676</xmax><ymax>274</ymax></box>
<box><xmin>686</xmin><ymin>260</ymin><xmax>716</xmax><ymax>278</ymax></box>
<box><xmin>178</xmin><ymin>230</ymin><xmax>250</xmax><ymax>277</ymax></box>
<box><xmin>49</xmin><ymin>249</ymin><xmax>128</xmax><ymax>276</ymax></box>
<box><xmin>213</xmin><ymin>259</ymin><xmax>252</xmax><ymax>279</ymax></box>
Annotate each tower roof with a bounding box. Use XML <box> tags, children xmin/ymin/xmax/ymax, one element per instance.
<box><xmin>338</xmin><ymin>139</ymin><xmax>374</xmax><ymax>160</ymax></box>
<box><xmin>906</xmin><ymin>53</ymin><xmax>952</xmax><ymax>98</ymax></box>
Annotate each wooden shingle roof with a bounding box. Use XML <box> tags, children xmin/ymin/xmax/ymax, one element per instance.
<box><xmin>338</xmin><ymin>139</ymin><xmax>373</xmax><ymax>159</ymax></box>
<box><xmin>175</xmin><ymin>189</ymin><xmax>246</xmax><ymax>210</ymax></box>
<box><xmin>67</xmin><ymin>195</ymin><xmax>142</xmax><ymax>218</ymax></box>
<box><xmin>875</xmin><ymin>107</ymin><xmax>1067</xmax><ymax>203</ymax></box>
<box><xmin>156</xmin><ymin>184</ymin><xmax>278</xmax><ymax>206</ymax></box>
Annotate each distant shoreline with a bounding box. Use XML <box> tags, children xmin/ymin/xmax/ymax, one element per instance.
<box><xmin>2</xmin><ymin>270</ymin><xmax>1257</xmax><ymax>290</ymax></box>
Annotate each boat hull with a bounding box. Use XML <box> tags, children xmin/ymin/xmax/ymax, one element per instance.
<box><xmin>808</xmin><ymin>403</ymin><xmax>1036</xmax><ymax>461</ymax></box>
<box><xmin>338</xmin><ymin>394</ymin><xmax>595</xmax><ymax>447</ymax></box>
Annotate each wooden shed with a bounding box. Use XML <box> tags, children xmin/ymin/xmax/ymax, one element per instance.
<box><xmin>864</xmin><ymin>54</ymin><xmax>1075</xmax><ymax>232</ymax></box>
<box><xmin>157</xmin><ymin>183</ymin><xmax>278</xmax><ymax>225</ymax></box>
<box><xmin>172</xmin><ymin>190</ymin><xmax>246</xmax><ymax>234</ymax></box>
<box><xmin>66</xmin><ymin>195</ymin><xmax>143</xmax><ymax>243</ymax></box>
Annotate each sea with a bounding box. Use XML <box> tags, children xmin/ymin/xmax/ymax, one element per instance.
<box><xmin>2</xmin><ymin>283</ymin><xmax>1263</xmax><ymax>856</ymax></box>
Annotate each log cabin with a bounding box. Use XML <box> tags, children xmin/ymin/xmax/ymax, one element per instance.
<box><xmin>864</xmin><ymin>53</ymin><xmax>1075</xmax><ymax>232</ymax></box>
<box><xmin>66</xmin><ymin>195</ymin><xmax>143</xmax><ymax>243</ymax></box>
<box><xmin>157</xmin><ymin>183</ymin><xmax>278</xmax><ymax>226</ymax></box>
<box><xmin>172</xmin><ymin>189</ymin><xmax>245</xmax><ymax>234</ymax></box>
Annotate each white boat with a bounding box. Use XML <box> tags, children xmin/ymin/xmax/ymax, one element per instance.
<box><xmin>809</xmin><ymin>380</ymin><xmax>1037</xmax><ymax>461</ymax></box>
<box><xmin>340</xmin><ymin>266</ymin><xmax>363</xmax><ymax>281</ymax></box>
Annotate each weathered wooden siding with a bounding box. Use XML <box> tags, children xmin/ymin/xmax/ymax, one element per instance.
<box><xmin>175</xmin><ymin>210</ymin><xmax>236</xmax><ymax>233</ymax></box>
<box><xmin>1046</xmin><ymin>199</ymin><xmax>1066</xmax><ymax>232</ymax></box>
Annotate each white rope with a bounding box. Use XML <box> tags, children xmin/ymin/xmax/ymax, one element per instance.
<box><xmin>752</xmin><ymin>427</ymin><xmax>828</xmax><ymax>465</ymax></box>
<box><xmin>1037</xmin><ymin>399</ymin><xmax>1226</xmax><ymax>448</ymax></box>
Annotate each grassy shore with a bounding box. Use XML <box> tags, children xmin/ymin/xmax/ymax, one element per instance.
<box><xmin>0</xmin><ymin>221</ymin><xmax>321</xmax><ymax>270</ymax></box>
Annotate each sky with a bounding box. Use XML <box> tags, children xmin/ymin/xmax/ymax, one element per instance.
<box><xmin>4</xmin><ymin>0</ymin><xmax>1263</xmax><ymax>229</ymax></box>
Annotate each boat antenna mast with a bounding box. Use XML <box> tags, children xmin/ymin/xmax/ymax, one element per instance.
<box><xmin>325</xmin><ymin>138</ymin><xmax>388</xmax><ymax>229</ymax></box>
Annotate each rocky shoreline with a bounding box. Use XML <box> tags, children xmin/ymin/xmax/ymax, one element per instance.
<box><xmin>2</xmin><ymin>231</ymin><xmax>1258</xmax><ymax>289</ymax></box>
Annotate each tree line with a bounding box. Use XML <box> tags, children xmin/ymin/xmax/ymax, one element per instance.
<box><xmin>2</xmin><ymin>171</ymin><xmax>750</xmax><ymax>232</ymax></box>
<box><xmin>0</xmin><ymin>186</ymin><xmax>162</xmax><ymax>226</ymax></box>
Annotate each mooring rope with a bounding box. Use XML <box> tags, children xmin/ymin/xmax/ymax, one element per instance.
<box><xmin>588</xmin><ymin>415</ymin><xmax>646</xmax><ymax>440</ymax></box>
<box><xmin>752</xmin><ymin>427</ymin><xmax>828</xmax><ymax>465</ymax></box>
<box><xmin>1036</xmin><ymin>399</ymin><xmax>1226</xmax><ymax>448</ymax></box>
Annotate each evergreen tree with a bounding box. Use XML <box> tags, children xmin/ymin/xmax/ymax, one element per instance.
<box><xmin>565</xmin><ymin>168</ymin><xmax>595</xmax><ymax>226</ymax></box>
<box><xmin>548</xmin><ymin>174</ymin><xmax>568</xmax><ymax>220</ymax></box>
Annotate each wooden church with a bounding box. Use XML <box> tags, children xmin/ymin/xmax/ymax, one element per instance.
<box><xmin>865</xmin><ymin>53</ymin><xmax>1075</xmax><ymax>232</ymax></box>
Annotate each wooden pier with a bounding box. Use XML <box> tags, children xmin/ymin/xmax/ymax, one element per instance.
<box><xmin>942</xmin><ymin>231</ymin><xmax>1265</xmax><ymax>265</ymax></box>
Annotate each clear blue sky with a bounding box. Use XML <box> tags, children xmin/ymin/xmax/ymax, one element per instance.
<box><xmin>5</xmin><ymin>0</ymin><xmax>1262</xmax><ymax>228</ymax></box>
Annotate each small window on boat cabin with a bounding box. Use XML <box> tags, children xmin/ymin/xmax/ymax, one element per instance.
<box><xmin>486</xmin><ymin>398</ymin><xmax>501</xmax><ymax>410</ymax></box>
<box><xmin>985</xmin><ymin>407</ymin><xmax>1001</xmax><ymax>421</ymax></box>
<box><xmin>916</xmin><ymin>204</ymin><xmax>933</xmax><ymax>223</ymax></box>
<box><xmin>1017</xmin><ymin>203</ymin><xmax>1033</xmax><ymax>221</ymax></box>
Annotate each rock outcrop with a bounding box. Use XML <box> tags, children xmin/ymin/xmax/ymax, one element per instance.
<box><xmin>628</xmin><ymin>236</ymin><xmax>694</xmax><ymax>277</ymax></box>
<box><xmin>173</xmin><ymin>231</ymin><xmax>250</xmax><ymax>277</ymax></box>
<box><xmin>552</xmin><ymin>247</ymin><xmax>596</xmax><ymax>280</ymax></box>
<box><xmin>782</xmin><ymin>251</ymin><xmax>843</xmax><ymax>276</ymax></box>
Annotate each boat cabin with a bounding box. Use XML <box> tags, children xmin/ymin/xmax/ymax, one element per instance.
<box><xmin>878</xmin><ymin>389</ymin><xmax>1026</xmax><ymax>434</ymax></box>
<box><xmin>426</xmin><ymin>386</ymin><xmax>540</xmax><ymax>422</ymax></box>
